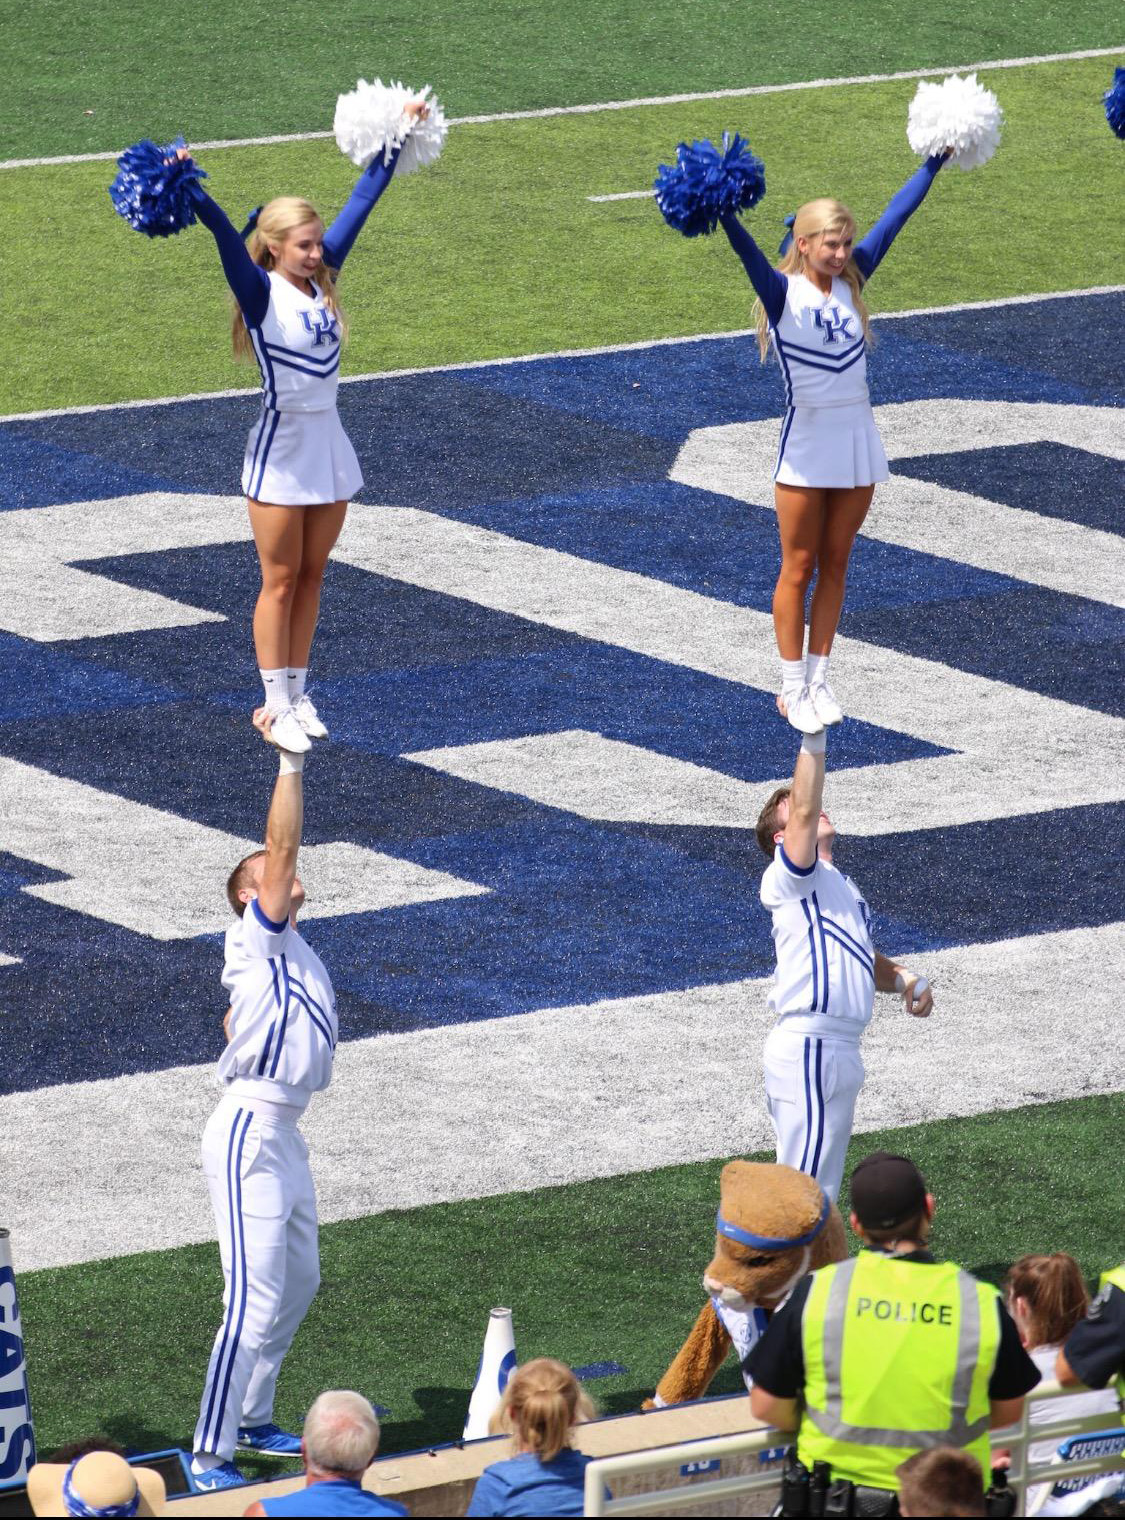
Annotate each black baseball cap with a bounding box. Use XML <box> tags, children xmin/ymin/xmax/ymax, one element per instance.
<box><xmin>849</xmin><ymin>1152</ymin><xmax>928</xmax><ymax>1230</ymax></box>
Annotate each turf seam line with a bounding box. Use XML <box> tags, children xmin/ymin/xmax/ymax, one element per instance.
<box><xmin>2</xmin><ymin>46</ymin><xmax>1121</xmax><ymax>171</ymax></box>
<box><xmin>3</xmin><ymin>284</ymin><xmax>1122</xmax><ymax>425</ymax></box>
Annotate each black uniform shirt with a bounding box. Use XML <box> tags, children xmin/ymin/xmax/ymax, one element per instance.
<box><xmin>1063</xmin><ymin>1280</ymin><xmax>1125</xmax><ymax>1390</ymax></box>
<box><xmin>745</xmin><ymin>1249</ymin><xmax>1040</xmax><ymax>1400</ymax></box>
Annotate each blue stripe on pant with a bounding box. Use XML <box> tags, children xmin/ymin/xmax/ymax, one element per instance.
<box><xmin>763</xmin><ymin>1028</ymin><xmax>865</xmax><ymax>1205</ymax></box>
<box><xmin>194</xmin><ymin>1101</ymin><xmax>321</xmax><ymax>1460</ymax></box>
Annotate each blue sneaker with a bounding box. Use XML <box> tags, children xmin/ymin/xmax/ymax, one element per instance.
<box><xmin>192</xmin><ymin>1460</ymin><xmax>248</xmax><ymax>1492</ymax></box>
<box><xmin>238</xmin><ymin>1422</ymin><xmax>303</xmax><ymax>1456</ymax></box>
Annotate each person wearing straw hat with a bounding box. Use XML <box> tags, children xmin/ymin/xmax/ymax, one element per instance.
<box><xmin>27</xmin><ymin>1450</ymin><xmax>165</xmax><ymax>1517</ymax></box>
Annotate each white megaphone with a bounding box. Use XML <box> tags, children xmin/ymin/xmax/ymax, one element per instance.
<box><xmin>463</xmin><ymin>1307</ymin><xmax>518</xmax><ymax>1440</ymax></box>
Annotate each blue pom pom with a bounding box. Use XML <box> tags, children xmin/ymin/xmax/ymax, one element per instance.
<box><xmin>653</xmin><ymin>132</ymin><xmax>766</xmax><ymax>237</ymax></box>
<box><xmin>1105</xmin><ymin>67</ymin><xmax>1125</xmax><ymax>139</ymax></box>
<box><xmin>109</xmin><ymin>137</ymin><xmax>208</xmax><ymax>236</ymax></box>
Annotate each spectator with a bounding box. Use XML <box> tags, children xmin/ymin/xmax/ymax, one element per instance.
<box><xmin>897</xmin><ymin>1447</ymin><xmax>987</xmax><ymax>1517</ymax></box>
<box><xmin>45</xmin><ymin>1436</ymin><xmax>127</xmax><ymax>1463</ymax></box>
<box><xmin>27</xmin><ymin>1450</ymin><xmax>165</xmax><ymax>1516</ymax></box>
<box><xmin>243</xmin><ymin>1391</ymin><xmax>406</xmax><ymax>1517</ymax></box>
<box><xmin>744</xmin><ymin>1151</ymin><xmax>1040</xmax><ymax>1512</ymax></box>
<box><xmin>1058</xmin><ymin>1265</ymin><xmax>1125</xmax><ymax>1399</ymax></box>
<box><xmin>1007</xmin><ymin>1254</ymin><xmax>1122</xmax><ymax>1516</ymax></box>
<box><xmin>466</xmin><ymin>1359</ymin><xmax>595</xmax><ymax>1518</ymax></box>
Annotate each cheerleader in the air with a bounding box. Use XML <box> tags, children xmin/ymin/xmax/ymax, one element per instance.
<box><xmin>112</xmin><ymin>87</ymin><xmax>440</xmax><ymax>751</ymax></box>
<box><xmin>655</xmin><ymin>76</ymin><xmax>1001</xmax><ymax>734</ymax></box>
<box><xmin>719</xmin><ymin>154</ymin><xmax>951</xmax><ymax>734</ymax></box>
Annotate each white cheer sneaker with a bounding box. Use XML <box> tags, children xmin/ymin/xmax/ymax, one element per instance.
<box><xmin>779</xmin><ymin>685</ymin><xmax>825</xmax><ymax>736</ymax></box>
<box><xmin>264</xmin><ymin>706</ymin><xmax>312</xmax><ymax>753</ymax></box>
<box><xmin>292</xmin><ymin>692</ymin><xmax>328</xmax><ymax>740</ymax></box>
<box><xmin>808</xmin><ymin>680</ymin><xmax>844</xmax><ymax>726</ymax></box>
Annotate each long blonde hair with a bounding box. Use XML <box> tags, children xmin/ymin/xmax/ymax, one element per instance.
<box><xmin>231</xmin><ymin>196</ymin><xmax>347</xmax><ymax>361</ymax></box>
<box><xmin>753</xmin><ymin>197</ymin><xmax>871</xmax><ymax>361</ymax></box>
<box><xmin>488</xmin><ymin>1358</ymin><xmax>595</xmax><ymax>1463</ymax></box>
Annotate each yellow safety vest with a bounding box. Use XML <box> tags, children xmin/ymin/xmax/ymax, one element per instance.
<box><xmin>797</xmin><ymin>1253</ymin><xmax>1000</xmax><ymax>1492</ymax></box>
<box><xmin>1098</xmin><ymin>1266</ymin><xmax>1125</xmax><ymax>1403</ymax></box>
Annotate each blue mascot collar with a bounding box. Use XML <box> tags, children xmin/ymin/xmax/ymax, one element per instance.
<box><xmin>716</xmin><ymin>1187</ymin><xmax>830</xmax><ymax>1251</ymax></box>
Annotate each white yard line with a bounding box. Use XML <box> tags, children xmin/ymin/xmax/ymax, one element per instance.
<box><xmin>2</xmin><ymin>285</ymin><xmax>1122</xmax><ymax>425</ymax></box>
<box><xmin>1</xmin><ymin>47</ymin><xmax>1120</xmax><ymax>171</ymax></box>
<box><xmin>5</xmin><ymin>922</ymin><xmax>1122</xmax><ymax>1271</ymax></box>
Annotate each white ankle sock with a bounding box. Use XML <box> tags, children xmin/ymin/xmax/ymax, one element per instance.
<box><xmin>287</xmin><ymin>667</ymin><xmax>307</xmax><ymax>702</ymax></box>
<box><xmin>806</xmin><ymin>653</ymin><xmax>830</xmax><ymax>688</ymax></box>
<box><xmin>191</xmin><ymin>1453</ymin><xmax>222</xmax><ymax>1475</ymax></box>
<box><xmin>781</xmin><ymin>657</ymin><xmax>806</xmax><ymax>696</ymax></box>
<box><xmin>260</xmin><ymin>667</ymin><xmax>289</xmax><ymax>714</ymax></box>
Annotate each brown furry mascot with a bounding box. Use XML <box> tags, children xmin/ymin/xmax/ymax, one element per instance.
<box><xmin>646</xmin><ymin>1161</ymin><xmax>847</xmax><ymax>1407</ymax></box>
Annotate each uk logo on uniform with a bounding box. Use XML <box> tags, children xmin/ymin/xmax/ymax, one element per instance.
<box><xmin>813</xmin><ymin>304</ymin><xmax>856</xmax><ymax>344</ymax></box>
<box><xmin>299</xmin><ymin>308</ymin><xmax>340</xmax><ymax>346</ymax></box>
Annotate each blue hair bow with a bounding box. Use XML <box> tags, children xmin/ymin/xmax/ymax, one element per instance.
<box><xmin>778</xmin><ymin>213</ymin><xmax>796</xmax><ymax>257</ymax></box>
<box><xmin>240</xmin><ymin>205</ymin><xmax>262</xmax><ymax>239</ymax></box>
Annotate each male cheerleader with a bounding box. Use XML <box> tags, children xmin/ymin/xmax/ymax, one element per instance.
<box><xmin>191</xmin><ymin>712</ymin><xmax>337</xmax><ymax>1493</ymax></box>
<box><xmin>755</xmin><ymin>729</ymin><xmax>933</xmax><ymax>1202</ymax></box>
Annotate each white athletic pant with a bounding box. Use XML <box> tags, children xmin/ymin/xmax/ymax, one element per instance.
<box><xmin>762</xmin><ymin>1028</ymin><xmax>865</xmax><ymax>1204</ymax></box>
<box><xmin>193</xmin><ymin>1097</ymin><xmax>320</xmax><ymax>1460</ymax></box>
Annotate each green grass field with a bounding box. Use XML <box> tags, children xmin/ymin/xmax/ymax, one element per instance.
<box><xmin>4</xmin><ymin>55</ymin><xmax>1122</xmax><ymax>414</ymax></box>
<box><xmin>4</xmin><ymin>0</ymin><xmax>1120</xmax><ymax>160</ymax></box>
<box><xmin>20</xmin><ymin>1096</ymin><xmax>1124</xmax><ymax>1463</ymax></box>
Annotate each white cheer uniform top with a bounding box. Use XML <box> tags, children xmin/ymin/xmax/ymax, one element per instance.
<box><xmin>218</xmin><ymin>897</ymin><xmax>338</xmax><ymax>1114</ymax></box>
<box><xmin>771</xmin><ymin>274</ymin><xmax>869</xmax><ymax>409</ymax></box>
<box><xmin>760</xmin><ymin>845</ymin><xmax>876</xmax><ymax>1041</ymax></box>
<box><xmin>247</xmin><ymin>273</ymin><xmax>342</xmax><ymax>413</ymax></box>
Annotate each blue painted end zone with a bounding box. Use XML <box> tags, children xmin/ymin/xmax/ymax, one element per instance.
<box><xmin>0</xmin><ymin>294</ymin><xmax>1120</xmax><ymax>1095</ymax></box>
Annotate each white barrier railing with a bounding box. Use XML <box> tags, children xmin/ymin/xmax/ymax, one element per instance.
<box><xmin>583</xmin><ymin>1382</ymin><xmax>1125</xmax><ymax>1517</ymax></box>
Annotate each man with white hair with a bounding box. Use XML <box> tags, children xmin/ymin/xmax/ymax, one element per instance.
<box><xmin>243</xmin><ymin>1391</ymin><xmax>407</xmax><ymax>1516</ymax></box>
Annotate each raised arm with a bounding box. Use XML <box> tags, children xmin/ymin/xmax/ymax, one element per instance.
<box><xmin>853</xmin><ymin>154</ymin><xmax>947</xmax><ymax>281</ymax></box>
<box><xmin>322</xmin><ymin>97</ymin><xmax>428</xmax><ymax>269</ymax></box>
<box><xmin>190</xmin><ymin>184</ymin><xmax>271</xmax><ymax>326</ymax></box>
<box><xmin>781</xmin><ymin>734</ymin><xmax>825</xmax><ymax>871</ymax></box>
<box><xmin>321</xmin><ymin>144</ymin><xmax>403</xmax><ymax>269</ymax></box>
<box><xmin>254</xmin><ymin>711</ymin><xmax>303</xmax><ymax>925</ymax></box>
<box><xmin>718</xmin><ymin>213</ymin><xmax>787</xmax><ymax>327</ymax></box>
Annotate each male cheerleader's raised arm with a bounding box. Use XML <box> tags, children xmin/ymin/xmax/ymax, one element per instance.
<box><xmin>254</xmin><ymin>707</ymin><xmax>303</xmax><ymax>926</ymax></box>
<box><xmin>852</xmin><ymin>152</ymin><xmax>948</xmax><ymax>281</ymax></box>
<box><xmin>718</xmin><ymin>213</ymin><xmax>787</xmax><ymax>327</ymax></box>
<box><xmin>780</xmin><ymin>730</ymin><xmax>826</xmax><ymax>871</ymax></box>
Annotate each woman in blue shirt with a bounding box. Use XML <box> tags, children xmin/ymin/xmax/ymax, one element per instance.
<box><xmin>467</xmin><ymin>1359</ymin><xmax>596</xmax><ymax>1517</ymax></box>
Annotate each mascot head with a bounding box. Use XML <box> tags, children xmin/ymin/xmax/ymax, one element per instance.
<box><xmin>703</xmin><ymin>1160</ymin><xmax>844</xmax><ymax>1312</ymax></box>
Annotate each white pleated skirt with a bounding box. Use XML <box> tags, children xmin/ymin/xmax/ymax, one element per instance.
<box><xmin>774</xmin><ymin>400</ymin><xmax>889</xmax><ymax>489</ymax></box>
<box><xmin>241</xmin><ymin>405</ymin><xmax>364</xmax><ymax>505</ymax></box>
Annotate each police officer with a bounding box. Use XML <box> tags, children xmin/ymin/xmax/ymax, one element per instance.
<box><xmin>1056</xmin><ymin>1264</ymin><xmax>1125</xmax><ymax>1404</ymax></box>
<box><xmin>744</xmin><ymin>1152</ymin><xmax>1040</xmax><ymax>1514</ymax></box>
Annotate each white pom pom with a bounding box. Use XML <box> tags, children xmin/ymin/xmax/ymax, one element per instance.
<box><xmin>333</xmin><ymin>77</ymin><xmax>447</xmax><ymax>174</ymax></box>
<box><xmin>907</xmin><ymin>72</ymin><xmax>1003</xmax><ymax>170</ymax></box>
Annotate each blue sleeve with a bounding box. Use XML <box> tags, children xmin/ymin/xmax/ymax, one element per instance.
<box><xmin>853</xmin><ymin>155</ymin><xmax>945</xmax><ymax>281</ymax></box>
<box><xmin>321</xmin><ymin>144</ymin><xmax>403</xmax><ymax>270</ymax></box>
<box><xmin>718</xmin><ymin>214</ymin><xmax>787</xmax><ymax>327</ymax></box>
<box><xmin>466</xmin><ymin>1468</ymin><xmax>508</xmax><ymax>1517</ymax></box>
<box><xmin>191</xmin><ymin>188</ymin><xmax>270</xmax><ymax>327</ymax></box>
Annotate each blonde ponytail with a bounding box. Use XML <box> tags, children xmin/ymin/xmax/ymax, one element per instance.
<box><xmin>753</xmin><ymin>197</ymin><xmax>871</xmax><ymax>362</ymax></box>
<box><xmin>489</xmin><ymin>1359</ymin><xmax>594</xmax><ymax>1463</ymax></box>
<box><xmin>230</xmin><ymin>196</ymin><xmax>348</xmax><ymax>361</ymax></box>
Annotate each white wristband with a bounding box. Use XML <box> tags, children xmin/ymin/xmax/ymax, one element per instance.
<box><xmin>278</xmin><ymin>749</ymin><xmax>305</xmax><ymax>775</ymax></box>
<box><xmin>800</xmin><ymin>730</ymin><xmax>827</xmax><ymax>755</ymax></box>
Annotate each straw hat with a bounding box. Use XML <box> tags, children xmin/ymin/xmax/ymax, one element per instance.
<box><xmin>27</xmin><ymin>1451</ymin><xmax>166</xmax><ymax>1517</ymax></box>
